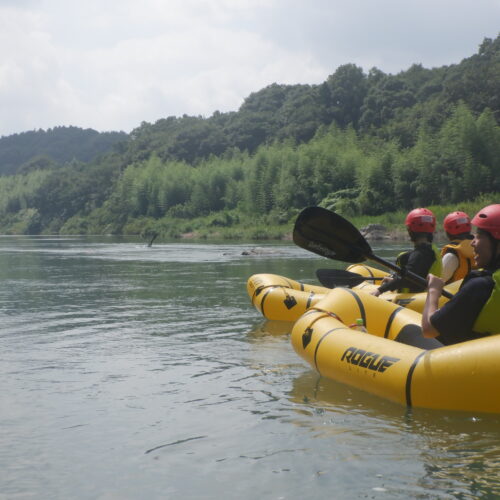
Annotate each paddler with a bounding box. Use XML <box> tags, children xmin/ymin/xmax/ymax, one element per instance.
<box><xmin>371</xmin><ymin>208</ymin><xmax>442</xmax><ymax>296</ymax></box>
<box><xmin>422</xmin><ymin>204</ymin><xmax>500</xmax><ymax>344</ymax></box>
<box><xmin>441</xmin><ymin>211</ymin><xmax>477</xmax><ymax>283</ymax></box>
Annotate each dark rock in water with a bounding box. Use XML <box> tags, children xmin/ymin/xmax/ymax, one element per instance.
<box><xmin>360</xmin><ymin>224</ymin><xmax>389</xmax><ymax>240</ymax></box>
<box><xmin>362</xmin><ymin>223</ymin><xmax>386</xmax><ymax>232</ymax></box>
<box><xmin>242</xmin><ymin>247</ymin><xmax>281</xmax><ymax>256</ymax></box>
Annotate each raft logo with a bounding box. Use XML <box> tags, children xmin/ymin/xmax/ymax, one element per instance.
<box><xmin>302</xmin><ymin>327</ymin><xmax>313</xmax><ymax>349</ymax></box>
<box><xmin>284</xmin><ymin>294</ymin><xmax>297</xmax><ymax>309</ymax></box>
<box><xmin>307</xmin><ymin>241</ymin><xmax>337</xmax><ymax>258</ymax></box>
<box><xmin>341</xmin><ymin>347</ymin><xmax>400</xmax><ymax>373</ymax></box>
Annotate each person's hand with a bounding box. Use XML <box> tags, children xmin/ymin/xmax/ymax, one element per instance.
<box><xmin>422</xmin><ymin>274</ymin><xmax>444</xmax><ymax>337</ymax></box>
<box><xmin>427</xmin><ymin>274</ymin><xmax>444</xmax><ymax>300</ymax></box>
<box><xmin>371</xmin><ymin>276</ymin><xmax>392</xmax><ymax>296</ymax></box>
<box><xmin>426</xmin><ymin>274</ymin><xmax>444</xmax><ymax>296</ymax></box>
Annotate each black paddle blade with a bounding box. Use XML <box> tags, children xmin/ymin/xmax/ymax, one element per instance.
<box><xmin>294</xmin><ymin>206</ymin><xmax>454</xmax><ymax>299</ymax></box>
<box><xmin>293</xmin><ymin>206</ymin><xmax>372</xmax><ymax>263</ymax></box>
<box><xmin>316</xmin><ymin>269</ymin><xmax>365</xmax><ymax>288</ymax></box>
<box><xmin>316</xmin><ymin>268</ymin><xmax>382</xmax><ymax>288</ymax></box>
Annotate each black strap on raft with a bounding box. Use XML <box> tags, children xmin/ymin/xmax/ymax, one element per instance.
<box><xmin>405</xmin><ymin>351</ymin><xmax>426</xmax><ymax>407</ymax></box>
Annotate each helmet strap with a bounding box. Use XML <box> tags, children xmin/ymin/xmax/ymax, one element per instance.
<box><xmin>486</xmin><ymin>232</ymin><xmax>500</xmax><ymax>269</ymax></box>
<box><xmin>448</xmin><ymin>232</ymin><xmax>471</xmax><ymax>240</ymax></box>
<box><xmin>409</xmin><ymin>231</ymin><xmax>433</xmax><ymax>243</ymax></box>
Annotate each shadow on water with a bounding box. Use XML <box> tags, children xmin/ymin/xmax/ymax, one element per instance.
<box><xmin>246</xmin><ymin>320</ymin><xmax>295</xmax><ymax>338</ymax></box>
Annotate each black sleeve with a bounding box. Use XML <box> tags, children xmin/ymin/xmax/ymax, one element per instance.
<box><xmin>431</xmin><ymin>275</ymin><xmax>494</xmax><ymax>345</ymax></box>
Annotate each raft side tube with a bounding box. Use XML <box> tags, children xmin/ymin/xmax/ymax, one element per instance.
<box><xmin>303</xmin><ymin>287</ymin><xmax>423</xmax><ymax>341</ymax></box>
<box><xmin>410</xmin><ymin>337</ymin><xmax>500</xmax><ymax>413</ymax></box>
<box><xmin>348</xmin><ymin>264</ymin><xmax>460</xmax><ymax>313</ymax></box>
<box><xmin>247</xmin><ymin>274</ymin><xmax>327</xmax><ymax>321</ymax></box>
<box><xmin>291</xmin><ymin>286</ymin><xmax>500</xmax><ymax>413</ymax></box>
<box><xmin>291</xmin><ymin>311</ymin><xmax>425</xmax><ymax>406</ymax></box>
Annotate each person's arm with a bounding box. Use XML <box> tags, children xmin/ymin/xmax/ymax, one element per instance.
<box><xmin>378</xmin><ymin>246</ymin><xmax>435</xmax><ymax>294</ymax></box>
<box><xmin>425</xmin><ymin>274</ymin><xmax>494</xmax><ymax>345</ymax></box>
<box><xmin>422</xmin><ymin>274</ymin><xmax>443</xmax><ymax>338</ymax></box>
<box><xmin>441</xmin><ymin>252</ymin><xmax>459</xmax><ymax>283</ymax></box>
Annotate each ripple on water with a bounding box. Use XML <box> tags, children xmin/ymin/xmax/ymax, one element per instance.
<box><xmin>2</xmin><ymin>236</ymin><xmax>500</xmax><ymax>499</ymax></box>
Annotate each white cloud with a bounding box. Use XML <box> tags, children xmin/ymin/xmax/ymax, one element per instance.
<box><xmin>0</xmin><ymin>0</ymin><xmax>498</xmax><ymax>136</ymax></box>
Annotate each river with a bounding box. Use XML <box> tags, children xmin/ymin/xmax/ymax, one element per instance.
<box><xmin>1</xmin><ymin>235</ymin><xmax>499</xmax><ymax>499</ymax></box>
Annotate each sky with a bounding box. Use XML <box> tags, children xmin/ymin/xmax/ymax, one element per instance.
<box><xmin>0</xmin><ymin>0</ymin><xmax>498</xmax><ymax>138</ymax></box>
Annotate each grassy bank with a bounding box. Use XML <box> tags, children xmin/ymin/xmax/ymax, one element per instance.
<box><xmin>154</xmin><ymin>194</ymin><xmax>500</xmax><ymax>240</ymax></box>
<box><xmin>113</xmin><ymin>192</ymin><xmax>500</xmax><ymax>243</ymax></box>
<box><xmin>2</xmin><ymin>193</ymin><xmax>498</xmax><ymax>240</ymax></box>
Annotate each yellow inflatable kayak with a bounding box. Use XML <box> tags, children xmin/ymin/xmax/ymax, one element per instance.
<box><xmin>291</xmin><ymin>287</ymin><xmax>500</xmax><ymax>414</ymax></box>
<box><xmin>247</xmin><ymin>269</ymin><xmax>459</xmax><ymax>321</ymax></box>
<box><xmin>246</xmin><ymin>273</ymin><xmax>327</xmax><ymax>321</ymax></box>
<box><xmin>346</xmin><ymin>264</ymin><xmax>461</xmax><ymax>312</ymax></box>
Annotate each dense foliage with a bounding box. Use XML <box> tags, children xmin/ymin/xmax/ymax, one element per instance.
<box><xmin>0</xmin><ymin>35</ymin><xmax>499</xmax><ymax>237</ymax></box>
<box><xmin>0</xmin><ymin>126</ymin><xmax>127</xmax><ymax>175</ymax></box>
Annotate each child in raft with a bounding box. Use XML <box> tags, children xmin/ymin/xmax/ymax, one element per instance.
<box><xmin>423</xmin><ymin>204</ymin><xmax>500</xmax><ymax>345</ymax></box>
<box><xmin>441</xmin><ymin>211</ymin><xmax>477</xmax><ymax>284</ymax></box>
<box><xmin>371</xmin><ymin>208</ymin><xmax>442</xmax><ymax>296</ymax></box>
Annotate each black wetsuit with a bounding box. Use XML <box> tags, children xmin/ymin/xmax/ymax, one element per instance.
<box><xmin>377</xmin><ymin>242</ymin><xmax>437</xmax><ymax>294</ymax></box>
<box><xmin>431</xmin><ymin>270</ymin><xmax>495</xmax><ymax>345</ymax></box>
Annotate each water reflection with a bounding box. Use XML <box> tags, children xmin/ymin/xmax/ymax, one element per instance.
<box><xmin>289</xmin><ymin>371</ymin><xmax>500</xmax><ymax>498</ymax></box>
<box><xmin>2</xmin><ymin>235</ymin><xmax>500</xmax><ymax>499</ymax></box>
<box><xmin>247</xmin><ymin>320</ymin><xmax>295</xmax><ymax>338</ymax></box>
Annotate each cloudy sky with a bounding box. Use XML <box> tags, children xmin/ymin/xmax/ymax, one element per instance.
<box><xmin>0</xmin><ymin>0</ymin><xmax>498</xmax><ymax>137</ymax></box>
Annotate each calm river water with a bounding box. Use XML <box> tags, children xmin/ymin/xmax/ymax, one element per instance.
<box><xmin>1</xmin><ymin>236</ymin><xmax>500</xmax><ymax>499</ymax></box>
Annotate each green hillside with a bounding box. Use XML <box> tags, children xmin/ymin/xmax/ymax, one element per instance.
<box><xmin>0</xmin><ymin>35</ymin><xmax>498</xmax><ymax>237</ymax></box>
<box><xmin>0</xmin><ymin>126</ymin><xmax>127</xmax><ymax>175</ymax></box>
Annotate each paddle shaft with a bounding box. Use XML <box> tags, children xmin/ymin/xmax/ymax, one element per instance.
<box><xmin>367</xmin><ymin>253</ymin><xmax>453</xmax><ymax>299</ymax></box>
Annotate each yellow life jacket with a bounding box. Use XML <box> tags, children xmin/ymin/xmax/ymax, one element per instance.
<box><xmin>429</xmin><ymin>244</ymin><xmax>443</xmax><ymax>277</ymax></box>
<box><xmin>396</xmin><ymin>244</ymin><xmax>442</xmax><ymax>292</ymax></box>
<box><xmin>441</xmin><ymin>238</ymin><xmax>476</xmax><ymax>283</ymax></box>
<box><xmin>473</xmin><ymin>269</ymin><xmax>500</xmax><ymax>335</ymax></box>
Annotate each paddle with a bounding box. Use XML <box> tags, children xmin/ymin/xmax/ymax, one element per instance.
<box><xmin>316</xmin><ymin>268</ymin><xmax>384</xmax><ymax>288</ymax></box>
<box><xmin>293</xmin><ymin>206</ymin><xmax>453</xmax><ymax>299</ymax></box>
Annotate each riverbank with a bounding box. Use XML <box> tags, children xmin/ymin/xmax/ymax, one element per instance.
<box><xmin>177</xmin><ymin>224</ymin><xmax>452</xmax><ymax>244</ymax></box>
<box><xmin>139</xmin><ymin>198</ymin><xmax>497</xmax><ymax>244</ymax></box>
<box><xmin>3</xmin><ymin>194</ymin><xmax>496</xmax><ymax>240</ymax></box>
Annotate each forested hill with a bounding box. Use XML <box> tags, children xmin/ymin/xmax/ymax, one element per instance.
<box><xmin>121</xmin><ymin>36</ymin><xmax>499</xmax><ymax>165</ymax></box>
<box><xmin>0</xmin><ymin>126</ymin><xmax>128</xmax><ymax>175</ymax></box>
<box><xmin>0</xmin><ymin>35</ymin><xmax>499</xmax><ymax>237</ymax></box>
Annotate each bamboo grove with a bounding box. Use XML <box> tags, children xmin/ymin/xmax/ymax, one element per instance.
<box><xmin>0</xmin><ymin>36</ymin><xmax>499</xmax><ymax>236</ymax></box>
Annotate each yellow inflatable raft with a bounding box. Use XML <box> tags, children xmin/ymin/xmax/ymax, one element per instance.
<box><xmin>247</xmin><ymin>269</ymin><xmax>459</xmax><ymax>321</ymax></box>
<box><xmin>346</xmin><ymin>264</ymin><xmax>461</xmax><ymax>312</ymax></box>
<box><xmin>246</xmin><ymin>273</ymin><xmax>327</xmax><ymax>321</ymax></box>
<box><xmin>291</xmin><ymin>287</ymin><xmax>500</xmax><ymax>414</ymax></box>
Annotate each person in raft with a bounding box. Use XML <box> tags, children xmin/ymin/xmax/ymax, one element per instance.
<box><xmin>422</xmin><ymin>204</ymin><xmax>500</xmax><ymax>345</ymax></box>
<box><xmin>440</xmin><ymin>211</ymin><xmax>477</xmax><ymax>284</ymax></box>
<box><xmin>371</xmin><ymin>208</ymin><xmax>442</xmax><ymax>296</ymax></box>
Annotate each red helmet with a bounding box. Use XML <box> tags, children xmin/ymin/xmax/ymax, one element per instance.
<box><xmin>405</xmin><ymin>208</ymin><xmax>436</xmax><ymax>233</ymax></box>
<box><xmin>443</xmin><ymin>211</ymin><xmax>471</xmax><ymax>235</ymax></box>
<box><xmin>471</xmin><ymin>204</ymin><xmax>500</xmax><ymax>239</ymax></box>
